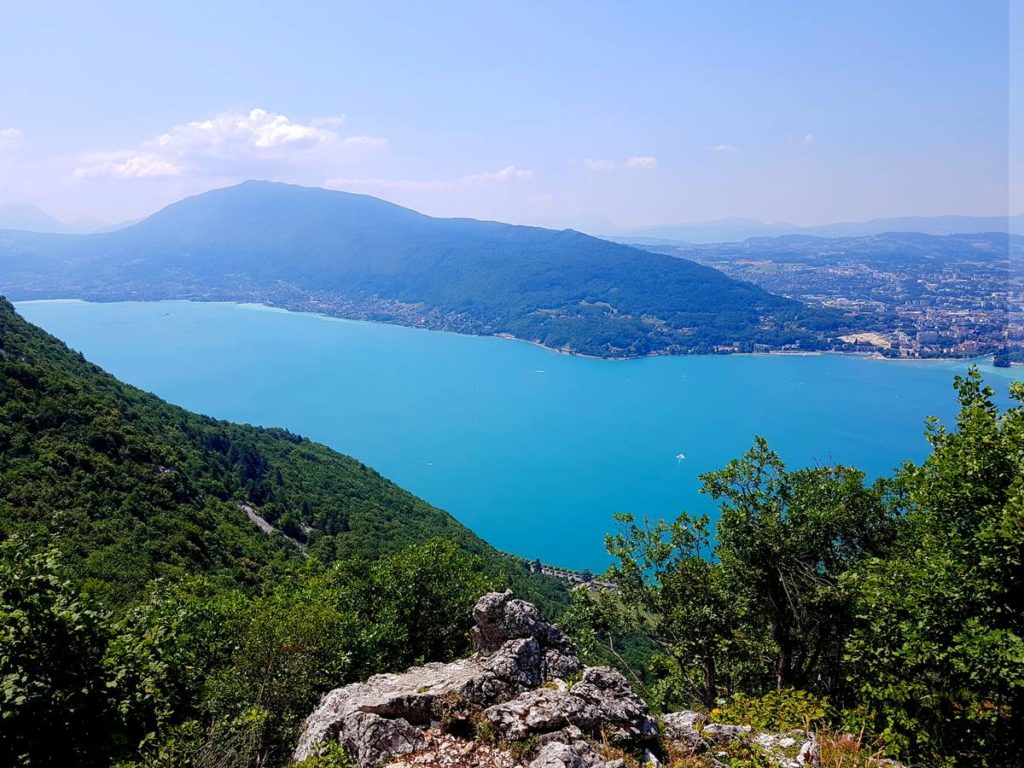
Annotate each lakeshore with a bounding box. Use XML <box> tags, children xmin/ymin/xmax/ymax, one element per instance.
<box><xmin>17</xmin><ymin>299</ymin><xmax>1024</xmax><ymax>569</ymax></box>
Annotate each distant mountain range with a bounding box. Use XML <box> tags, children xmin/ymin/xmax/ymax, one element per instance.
<box><xmin>601</xmin><ymin>213</ymin><xmax>1024</xmax><ymax>244</ymax></box>
<box><xmin>0</xmin><ymin>202</ymin><xmax>72</xmax><ymax>233</ymax></box>
<box><xmin>4</xmin><ymin>195</ymin><xmax>1017</xmax><ymax>245</ymax></box>
<box><xmin>637</xmin><ymin>230</ymin><xmax>1023</xmax><ymax>263</ymax></box>
<box><xmin>0</xmin><ymin>180</ymin><xmax>850</xmax><ymax>357</ymax></box>
<box><xmin>0</xmin><ymin>201</ymin><xmax>130</xmax><ymax>234</ymax></box>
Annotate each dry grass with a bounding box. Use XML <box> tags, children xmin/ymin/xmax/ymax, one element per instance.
<box><xmin>818</xmin><ymin>730</ymin><xmax>892</xmax><ymax>768</ymax></box>
<box><xmin>660</xmin><ymin>728</ymin><xmax>898</xmax><ymax>768</ymax></box>
<box><xmin>596</xmin><ymin>726</ymin><xmax>642</xmax><ymax>768</ymax></box>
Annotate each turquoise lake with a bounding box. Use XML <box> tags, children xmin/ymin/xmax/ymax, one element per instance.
<box><xmin>17</xmin><ymin>299</ymin><xmax>1024</xmax><ymax>569</ymax></box>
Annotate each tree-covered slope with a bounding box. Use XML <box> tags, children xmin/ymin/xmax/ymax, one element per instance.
<box><xmin>0</xmin><ymin>181</ymin><xmax>849</xmax><ymax>356</ymax></box>
<box><xmin>0</xmin><ymin>296</ymin><xmax>553</xmax><ymax>606</ymax></box>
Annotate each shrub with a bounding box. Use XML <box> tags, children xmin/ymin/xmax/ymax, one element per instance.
<box><xmin>0</xmin><ymin>540</ymin><xmax>118</xmax><ymax>766</ymax></box>
<box><xmin>709</xmin><ymin>689</ymin><xmax>829</xmax><ymax>732</ymax></box>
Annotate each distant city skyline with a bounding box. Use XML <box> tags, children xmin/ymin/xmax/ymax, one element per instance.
<box><xmin>0</xmin><ymin>0</ymin><xmax>1015</xmax><ymax>228</ymax></box>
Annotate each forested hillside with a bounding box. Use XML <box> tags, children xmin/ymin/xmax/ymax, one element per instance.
<box><xmin>0</xmin><ymin>296</ymin><xmax>543</xmax><ymax>598</ymax></box>
<box><xmin>0</xmin><ymin>181</ymin><xmax>852</xmax><ymax>357</ymax></box>
<box><xmin>0</xmin><ymin>296</ymin><xmax>574</xmax><ymax>765</ymax></box>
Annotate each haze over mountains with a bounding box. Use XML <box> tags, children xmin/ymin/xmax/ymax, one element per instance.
<box><xmin>0</xmin><ymin>180</ymin><xmax>849</xmax><ymax>357</ymax></box>
<box><xmin>602</xmin><ymin>213</ymin><xmax>1024</xmax><ymax>244</ymax></box>
<box><xmin>0</xmin><ymin>201</ymin><xmax>129</xmax><ymax>234</ymax></box>
<box><xmin>3</xmin><ymin>196</ymin><xmax>1018</xmax><ymax>245</ymax></box>
<box><xmin>0</xmin><ymin>202</ymin><xmax>73</xmax><ymax>234</ymax></box>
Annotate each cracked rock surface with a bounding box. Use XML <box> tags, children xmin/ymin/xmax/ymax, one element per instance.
<box><xmin>482</xmin><ymin>667</ymin><xmax>657</xmax><ymax>744</ymax></box>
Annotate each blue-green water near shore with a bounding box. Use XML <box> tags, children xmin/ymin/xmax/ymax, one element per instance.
<box><xmin>17</xmin><ymin>300</ymin><xmax>1024</xmax><ymax>569</ymax></box>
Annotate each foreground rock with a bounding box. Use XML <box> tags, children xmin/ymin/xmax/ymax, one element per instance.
<box><xmin>662</xmin><ymin>710</ymin><xmax>817</xmax><ymax>768</ymax></box>
<box><xmin>293</xmin><ymin>591</ymin><xmax>653</xmax><ymax>766</ymax></box>
<box><xmin>527</xmin><ymin>740</ymin><xmax>627</xmax><ymax>768</ymax></box>
<box><xmin>482</xmin><ymin>667</ymin><xmax>656</xmax><ymax>744</ymax></box>
<box><xmin>471</xmin><ymin>590</ymin><xmax>581</xmax><ymax>681</ymax></box>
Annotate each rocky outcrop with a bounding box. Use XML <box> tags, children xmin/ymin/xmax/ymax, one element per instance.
<box><xmin>482</xmin><ymin>667</ymin><xmax>656</xmax><ymax>744</ymax></box>
<box><xmin>660</xmin><ymin>709</ymin><xmax>819</xmax><ymax>768</ymax></box>
<box><xmin>471</xmin><ymin>590</ymin><xmax>582</xmax><ymax>681</ymax></box>
<box><xmin>293</xmin><ymin>636</ymin><xmax>546</xmax><ymax>764</ymax></box>
<box><xmin>293</xmin><ymin>591</ymin><xmax>650</xmax><ymax>766</ymax></box>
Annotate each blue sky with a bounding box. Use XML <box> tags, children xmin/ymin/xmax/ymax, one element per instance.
<box><xmin>0</xmin><ymin>0</ymin><xmax>1013</xmax><ymax>228</ymax></box>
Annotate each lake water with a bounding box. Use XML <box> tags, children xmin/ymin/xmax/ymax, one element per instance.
<box><xmin>17</xmin><ymin>299</ymin><xmax>1024</xmax><ymax>569</ymax></box>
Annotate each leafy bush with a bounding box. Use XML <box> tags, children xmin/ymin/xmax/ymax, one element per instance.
<box><xmin>709</xmin><ymin>689</ymin><xmax>829</xmax><ymax>732</ymax></box>
<box><xmin>0</xmin><ymin>537</ymin><xmax>494</xmax><ymax>767</ymax></box>
<box><xmin>843</xmin><ymin>373</ymin><xmax>1024</xmax><ymax>766</ymax></box>
<box><xmin>289</xmin><ymin>741</ymin><xmax>356</xmax><ymax>767</ymax></box>
<box><xmin>0</xmin><ymin>540</ymin><xmax>117</xmax><ymax>766</ymax></box>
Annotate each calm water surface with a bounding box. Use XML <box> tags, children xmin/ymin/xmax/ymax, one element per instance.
<box><xmin>17</xmin><ymin>300</ymin><xmax>1024</xmax><ymax>569</ymax></box>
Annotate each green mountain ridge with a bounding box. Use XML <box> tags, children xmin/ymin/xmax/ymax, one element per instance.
<box><xmin>0</xmin><ymin>296</ymin><xmax>562</xmax><ymax>607</ymax></box>
<box><xmin>0</xmin><ymin>180</ymin><xmax>851</xmax><ymax>357</ymax></box>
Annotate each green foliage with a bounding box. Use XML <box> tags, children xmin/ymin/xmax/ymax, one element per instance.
<box><xmin>582</xmin><ymin>457</ymin><xmax>893</xmax><ymax>712</ymax></box>
<box><xmin>714</xmin><ymin>740</ymin><xmax>775</xmax><ymax>768</ymax></box>
<box><xmin>195</xmin><ymin>576</ymin><xmax>357</xmax><ymax>765</ymax></box>
<box><xmin>103</xmin><ymin>577</ymin><xmax>248</xmax><ymax>741</ymax></box>
<box><xmin>0</xmin><ymin>538</ymin><xmax>491</xmax><ymax>767</ymax></box>
<box><xmin>709</xmin><ymin>689</ymin><xmax>829</xmax><ymax>732</ymax></box>
<box><xmin>703</xmin><ymin>441</ymin><xmax>895</xmax><ymax>695</ymax></box>
<box><xmin>289</xmin><ymin>741</ymin><xmax>356</xmax><ymax>768</ymax></box>
<box><xmin>843</xmin><ymin>372</ymin><xmax>1024</xmax><ymax>767</ymax></box>
<box><xmin>504</xmin><ymin>734</ymin><xmax>539</xmax><ymax>761</ymax></box>
<box><xmin>602</xmin><ymin>511</ymin><xmax>734</xmax><ymax>709</ymax></box>
<box><xmin>334</xmin><ymin>538</ymin><xmax>493</xmax><ymax>676</ymax></box>
<box><xmin>0</xmin><ymin>539</ymin><xmax>118</xmax><ymax>766</ymax></box>
<box><xmin>574</xmin><ymin>369</ymin><xmax>1021</xmax><ymax>768</ymax></box>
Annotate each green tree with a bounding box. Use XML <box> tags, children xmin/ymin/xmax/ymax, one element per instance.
<box><xmin>202</xmin><ymin>571</ymin><xmax>356</xmax><ymax>767</ymax></box>
<box><xmin>335</xmin><ymin>538</ymin><xmax>493</xmax><ymax>676</ymax></box>
<box><xmin>603</xmin><ymin>512</ymin><xmax>733</xmax><ymax>709</ymax></box>
<box><xmin>103</xmin><ymin>577</ymin><xmax>251</xmax><ymax>759</ymax></box>
<box><xmin>701</xmin><ymin>439</ymin><xmax>893</xmax><ymax>695</ymax></box>
<box><xmin>844</xmin><ymin>371</ymin><xmax>1024</xmax><ymax>766</ymax></box>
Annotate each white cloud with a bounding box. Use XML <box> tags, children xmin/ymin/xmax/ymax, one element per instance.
<box><xmin>73</xmin><ymin>153</ymin><xmax>184</xmax><ymax>180</ymax></box>
<box><xmin>803</xmin><ymin>133</ymin><xmax>815</xmax><ymax>144</ymax></box>
<box><xmin>710</xmin><ymin>144</ymin><xmax>738</xmax><ymax>154</ymax></box>
<box><xmin>463</xmin><ymin>165</ymin><xmax>534</xmax><ymax>182</ymax></box>
<box><xmin>72</xmin><ymin>108</ymin><xmax>386</xmax><ymax>181</ymax></box>
<box><xmin>311</xmin><ymin>114</ymin><xmax>347</xmax><ymax>128</ymax></box>
<box><xmin>624</xmin><ymin>155</ymin><xmax>657</xmax><ymax>170</ymax></box>
<box><xmin>147</xmin><ymin>108</ymin><xmax>382</xmax><ymax>156</ymax></box>
<box><xmin>582</xmin><ymin>158</ymin><xmax>616</xmax><ymax>171</ymax></box>
<box><xmin>339</xmin><ymin>135</ymin><xmax>388</xmax><ymax>149</ymax></box>
<box><xmin>0</xmin><ymin>128</ymin><xmax>24</xmax><ymax>149</ymax></box>
<box><xmin>326</xmin><ymin>165</ymin><xmax>535</xmax><ymax>193</ymax></box>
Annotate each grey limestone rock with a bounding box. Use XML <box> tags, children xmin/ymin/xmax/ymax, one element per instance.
<box><xmin>528</xmin><ymin>741</ymin><xmax>626</xmax><ymax>768</ymax></box>
<box><xmin>483</xmin><ymin>666</ymin><xmax>657</xmax><ymax>745</ymax></box>
<box><xmin>472</xmin><ymin>589</ymin><xmax>582</xmax><ymax>680</ymax></box>
<box><xmin>294</xmin><ymin>592</ymin><xmax>620</xmax><ymax>766</ymax></box>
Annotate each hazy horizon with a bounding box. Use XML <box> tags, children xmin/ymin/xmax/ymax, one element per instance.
<box><xmin>2</xmin><ymin>180</ymin><xmax>1023</xmax><ymax>241</ymax></box>
<box><xmin>0</xmin><ymin>1</ymin><xmax>1017</xmax><ymax>229</ymax></box>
